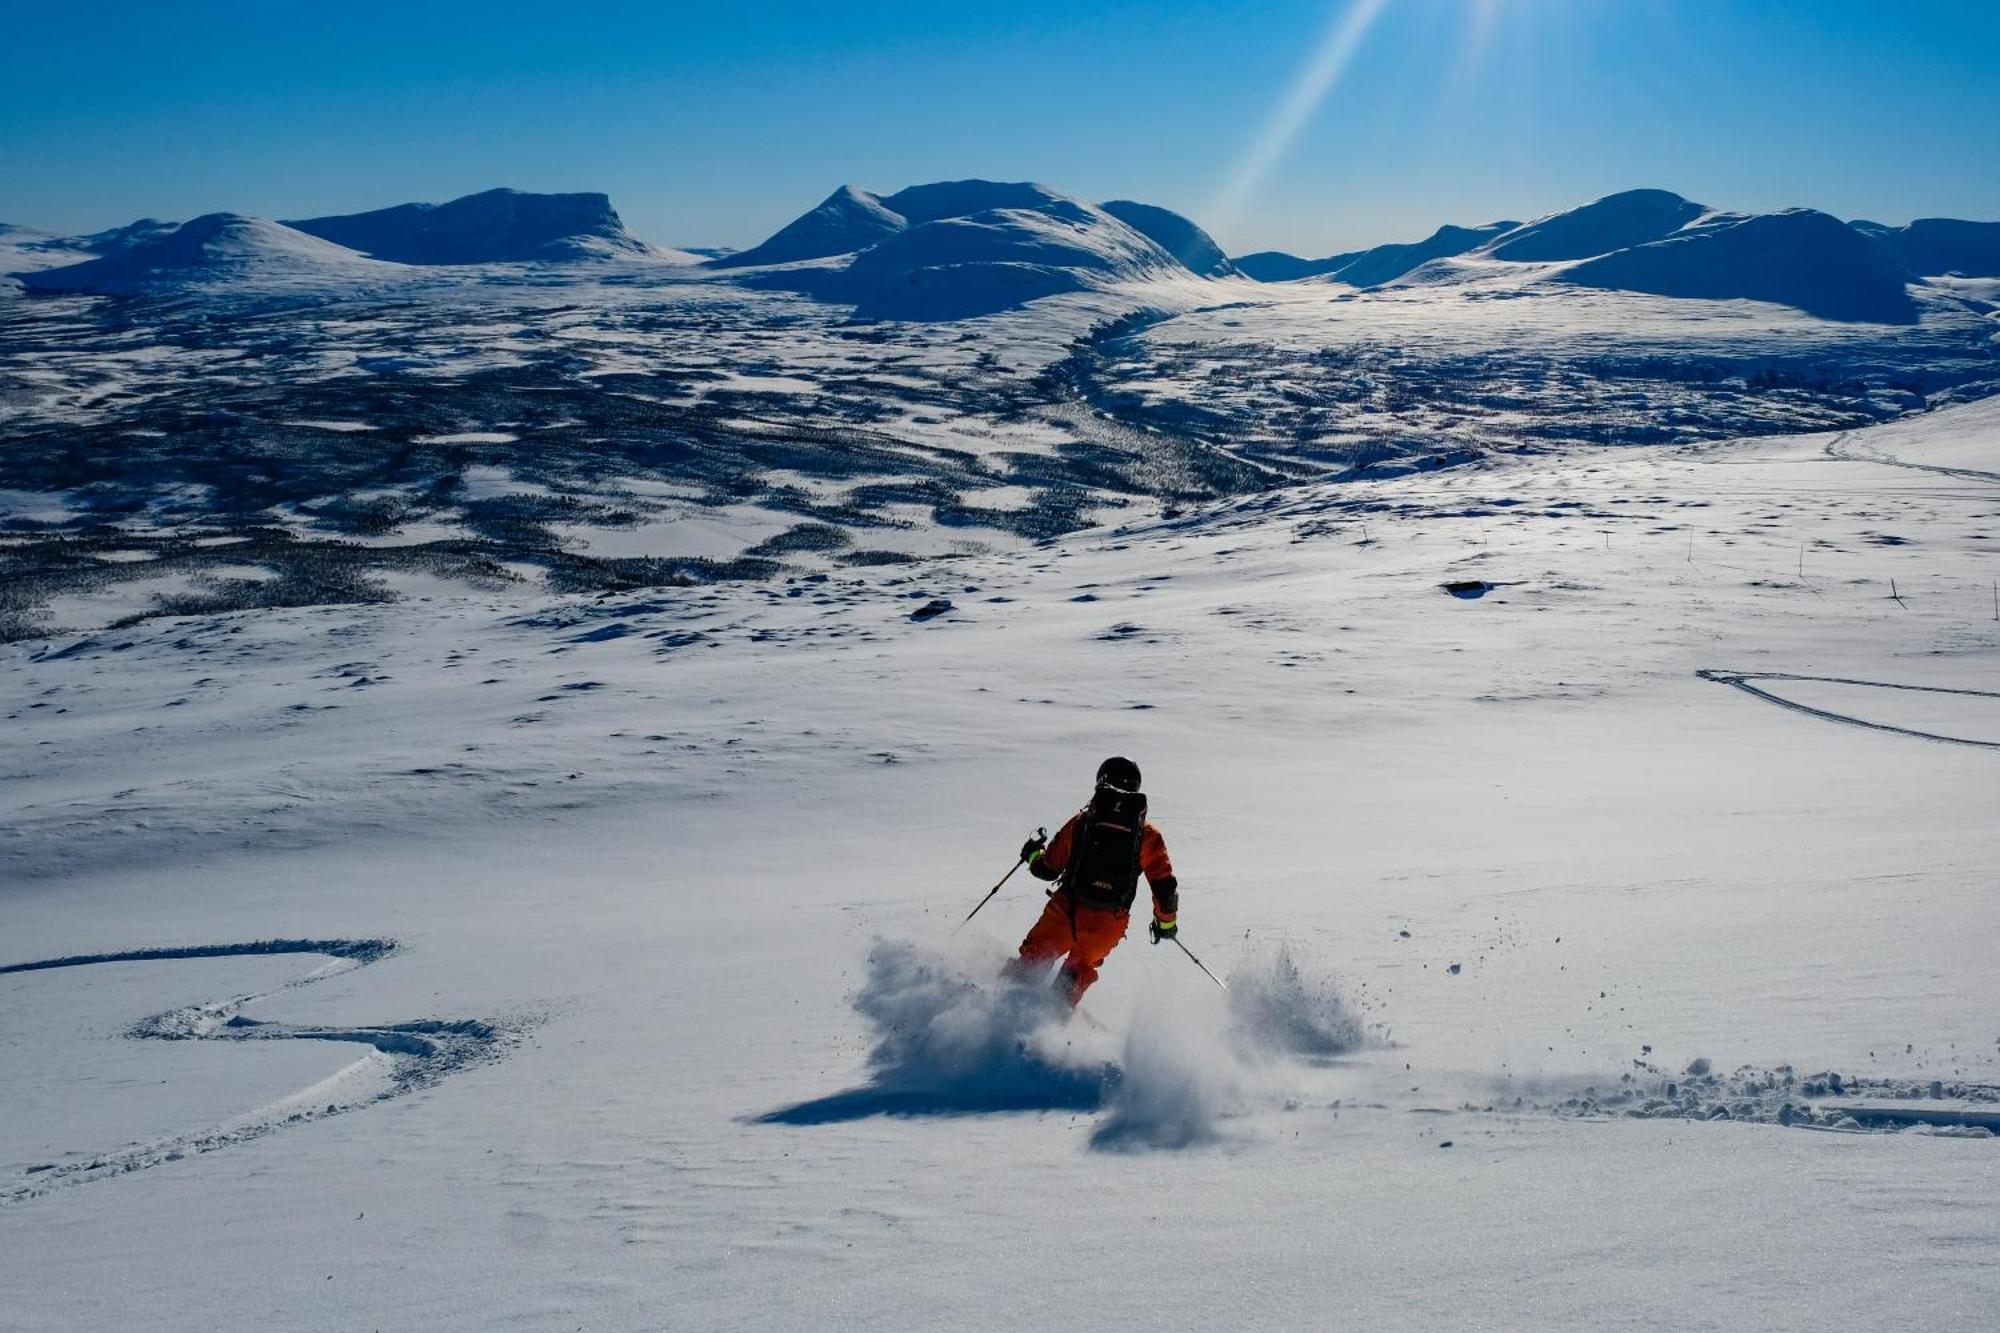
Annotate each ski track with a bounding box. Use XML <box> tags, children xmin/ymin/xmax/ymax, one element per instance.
<box><xmin>0</xmin><ymin>938</ymin><xmax>513</xmax><ymax>1207</ymax></box>
<box><xmin>1696</xmin><ymin>669</ymin><xmax>2000</xmax><ymax>749</ymax></box>
<box><xmin>1825</xmin><ymin>428</ymin><xmax>2000</xmax><ymax>486</ymax></box>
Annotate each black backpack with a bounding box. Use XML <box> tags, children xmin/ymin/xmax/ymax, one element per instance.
<box><xmin>1063</xmin><ymin>788</ymin><xmax>1147</xmax><ymax>911</ymax></box>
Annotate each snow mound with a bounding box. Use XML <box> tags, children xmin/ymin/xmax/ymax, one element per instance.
<box><xmin>1561</xmin><ymin>208</ymin><xmax>1921</xmax><ymax>323</ymax></box>
<box><xmin>21</xmin><ymin>214</ymin><xmax>396</xmax><ymax>295</ymax></box>
<box><xmin>1482</xmin><ymin>188</ymin><xmax>1708</xmax><ymax>262</ymax></box>
<box><xmin>1857</xmin><ymin>218</ymin><xmax>2000</xmax><ymax>277</ymax></box>
<box><xmin>286</xmin><ymin>188</ymin><xmax>652</xmax><ymax>264</ymax></box>
<box><xmin>1328</xmin><ymin>220</ymin><xmax>1520</xmax><ymax>287</ymax></box>
<box><xmin>1100</xmin><ymin>200</ymin><xmax>1239</xmax><ymax>277</ymax></box>
<box><xmin>756</xmin><ymin>940</ymin><xmax>1113</xmax><ymax>1123</ymax></box>
<box><xmin>715</xmin><ymin>185</ymin><xmax>908</xmax><ymax>267</ymax></box>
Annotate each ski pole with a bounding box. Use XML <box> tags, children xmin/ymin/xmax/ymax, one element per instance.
<box><xmin>1172</xmin><ymin>935</ymin><xmax>1228</xmax><ymax>991</ymax></box>
<box><xmin>960</xmin><ymin>829</ymin><xmax>1045</xmax><ymax>926</ymax></box>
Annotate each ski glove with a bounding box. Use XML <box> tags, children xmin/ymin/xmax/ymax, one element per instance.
<box><xmin>1020</xmin><ymin>831</ymin><xmax>1048</xmax><ymax>864</ymax></box>
<box><xmin>1149</xmin><ymin>917</ymin><xmax>1178</xmax><ymax>945</ymax></box>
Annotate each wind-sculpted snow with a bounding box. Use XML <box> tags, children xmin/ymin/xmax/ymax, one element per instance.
<box><xmin>0</xmin><ymin>939</ymin><xmax>513</xmax><ymax>1206</ymax></box>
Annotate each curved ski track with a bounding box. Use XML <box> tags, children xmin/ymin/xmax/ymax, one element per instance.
<box><xmin>0</xmin><ymin>939</ymin><xmax>513</xmax><ymax>1206</ymax></box>
<box><xmin>1697</xmin><ymin>670</ymin><xmax>2000</xmax><ymax>749</ymax></box>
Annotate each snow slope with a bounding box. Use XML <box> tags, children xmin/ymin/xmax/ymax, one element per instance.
<box><xmin>1098</xmin><ymin>200</ymin><xmax>1239</xmax><ymax>277</ymax></box>
<box><xmin>19</xmin><ymin>214</ymin><xmax>403</xmax><ymax>296</ymax></box>
<box><xmin>3</xmin><ymin>392</ymin><xmax>1998</xmax><ymax>1329</ymax></box>
<box><xmin>286</xmin><ymin>188</ymin><xmax>657</xmax><ymax>264</ymax></box>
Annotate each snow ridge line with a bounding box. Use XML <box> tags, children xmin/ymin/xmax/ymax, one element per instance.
<box><xmin>1696</xmin><ymin>669</ymin><xmax>2000</xmax><ymax>750</ymax></box>
<box><xmin>1</xmin><ymin>938</ymin><xmax>513</xmax><ymax>1207</ymax></box>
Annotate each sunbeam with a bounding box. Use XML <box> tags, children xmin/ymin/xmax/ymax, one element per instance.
<box><xmin>1210</xmin><ymin>0</ymin><xmax>1392</xmax><ymax>233</ymax></box>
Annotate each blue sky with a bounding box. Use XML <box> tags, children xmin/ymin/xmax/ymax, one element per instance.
<box><xmin>3</xmin><ymin>1</ymin><xmax>1995</xmax><ymax>255</ymax></box>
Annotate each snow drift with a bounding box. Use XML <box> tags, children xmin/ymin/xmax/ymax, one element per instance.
<box><xmin>1561</xmin><ymin>207</ymin><xmax>1922</xmax><ymax>323</ymax></box>
<box><xmin>20</xmin><ymin>214</ymin><xmax>398</xmax><ymax>295</ymax></box>
<box><xmin>286</xmin><ymin>188</ymin><xmax>655</xmax><ymax>264</ymax></box>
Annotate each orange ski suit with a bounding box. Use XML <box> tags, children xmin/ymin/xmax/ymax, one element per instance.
<box><xmin>1007</xmin><ymin>811</ymin><xmax>1177</xmax><ymax>1005</ymax></box>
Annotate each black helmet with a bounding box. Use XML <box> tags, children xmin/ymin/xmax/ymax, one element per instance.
<box><xmin>1095</xmin><ymin>756</ymin><xmax>1142</xmax><ymax>793</ymax></box>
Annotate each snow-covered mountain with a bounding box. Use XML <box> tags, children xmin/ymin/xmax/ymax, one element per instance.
<box><xmin>1226</xmin><ymin>188</ymin><xmax>1974</xmax><ymax>324</ymax></box>
<box><xmin>728</xmin><ymin>179</ymin><xmax>1201</xmax><ymax>319</ymax></box>
<box><xmin>712</xmin><ymin>185</ymin><xmax>909</xmax><ymax>267</ymax></box>
<box><xmin>1230</xmin><ymin>247</ymin><xmax>1362</xmax><ymax>282</ymax></box>
<box><xmin>1855</xmin><ymin>217</ymin><xmax>2000</xmax><ymax>277</ymax></box>
<box><xmin>1318</xmin><ymin>220</ymin><xmax>1519</xmax><ymax>287</ymax></box>
<box><xmin>1097</xmin><ymin>200</ymin><xmax>1238</xmax><ymax>277</ymax></box>
<box><xmin>20</xmin><ymin>214</ymin><xmax>401</xmax><ymax>295</ymax></box>
<box><xmin>285</xmin><ymin>188</ymin><xmax>661</xmax><ymax>264</ymax></box>
<box><xmin>1478</xmin><ymin>187</ymin><xmax>1709</xmax><ymax>261</ymax></box>
<box><xmin>1560</xmin><ymin>207</ymin><xmax>1922</xmax><ymax>323</ymax></box>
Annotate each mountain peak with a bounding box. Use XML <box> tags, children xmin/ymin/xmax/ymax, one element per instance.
<box><xmin>1481</xmin><ymin>189</ymin><xmax>1707</xmax><ymax>262</ymax></box>
<box><xmin>285</xmin><ymin>189</ymin><xmax>646</xmax><ymax>264</ymax></box>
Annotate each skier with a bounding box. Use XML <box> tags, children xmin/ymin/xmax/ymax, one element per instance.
<box><xmin>1004</xmin><ymin>756</ymin><xmax>1178</xmax><ymax>1006</ymax></box>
